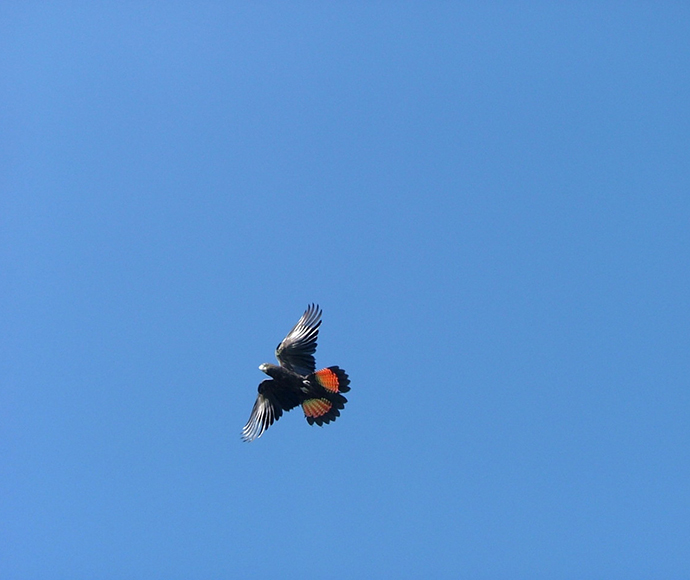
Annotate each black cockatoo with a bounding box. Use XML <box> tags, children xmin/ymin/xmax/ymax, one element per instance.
<box><xmin>241</xmin><ymin>304</ymin><xmax>350</xmax><ymax>442</ymax></box>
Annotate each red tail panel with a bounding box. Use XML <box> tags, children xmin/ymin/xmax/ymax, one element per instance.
<box><xmin>312</xmin><ymin>366</ymin><xmax>350</xmax><ymax>393</ymax></box>
<box><xmin>302</xmin><ymin>398</ymin><xmax>333</xmax><ymax>420</ymax></box>
<box><xmin>313</xmin><ymin>368</ymin><xmax>340</xmax><ymax>392</ymax></box>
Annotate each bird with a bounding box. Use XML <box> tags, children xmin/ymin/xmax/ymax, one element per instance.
<box><xmin>241</xmin><ymin>304</ymin><xmax>350</xmax><ymax>442</ymax></box>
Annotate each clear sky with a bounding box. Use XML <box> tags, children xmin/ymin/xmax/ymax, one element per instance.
<box><xmin>2</xmin><ymin>3</ymin><xmax>690</xmax><ymax>578</ymax></box>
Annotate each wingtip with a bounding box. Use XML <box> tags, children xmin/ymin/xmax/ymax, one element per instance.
<box><xmin>305</xmin><ymin>303</ymin><xmax>322</xmax><ymax>321</ymax></box>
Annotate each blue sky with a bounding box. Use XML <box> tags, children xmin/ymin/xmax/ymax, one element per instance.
<box><xmin>2</xmin><ymin>3</ymin><xmax>690</xmax><ymax>578</ymax></box>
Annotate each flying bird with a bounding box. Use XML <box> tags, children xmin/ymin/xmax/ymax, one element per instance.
<box><xmin>241</xmin><ymin>304</ymin><xmax>350</xmax><ymax>442</ymax></box>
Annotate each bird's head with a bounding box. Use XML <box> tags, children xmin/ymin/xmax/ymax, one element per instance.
<box><xmin>259</xmin><ymin>363</ymin><xmax>270</xmax><ymax>374</ymax></box>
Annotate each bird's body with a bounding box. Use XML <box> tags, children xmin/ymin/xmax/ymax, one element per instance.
<box><xmin>242</xmin><ymin>304</ymin><xmax>350</xmax><ymax>442</ymax></box>
<box><xmin>258</xmin><ymin>363</ymin><xmax>304</xmax><ymax>391</ymax></box>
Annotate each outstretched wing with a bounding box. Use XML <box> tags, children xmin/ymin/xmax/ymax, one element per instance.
<box><xmin>275</xmin><ymin>304</ymin><xmax>322</xmax><ymax>375</ymax></box>
<box><xmin>241</xmin><ymin>380</ymin><xmax>301</xmax><ymax>442</ymax></box>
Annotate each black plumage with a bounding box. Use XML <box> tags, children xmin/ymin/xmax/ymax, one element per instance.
<box><xmin>241</xmin><ymin>304</ymin><xmax>350</xmax><ymax>442</ymax></box>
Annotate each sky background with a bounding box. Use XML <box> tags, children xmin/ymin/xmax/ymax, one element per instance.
<box><xmin>2</xmin><ymin>3</ymin><xmax>690</xmax><ymax>578</ymax></box>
